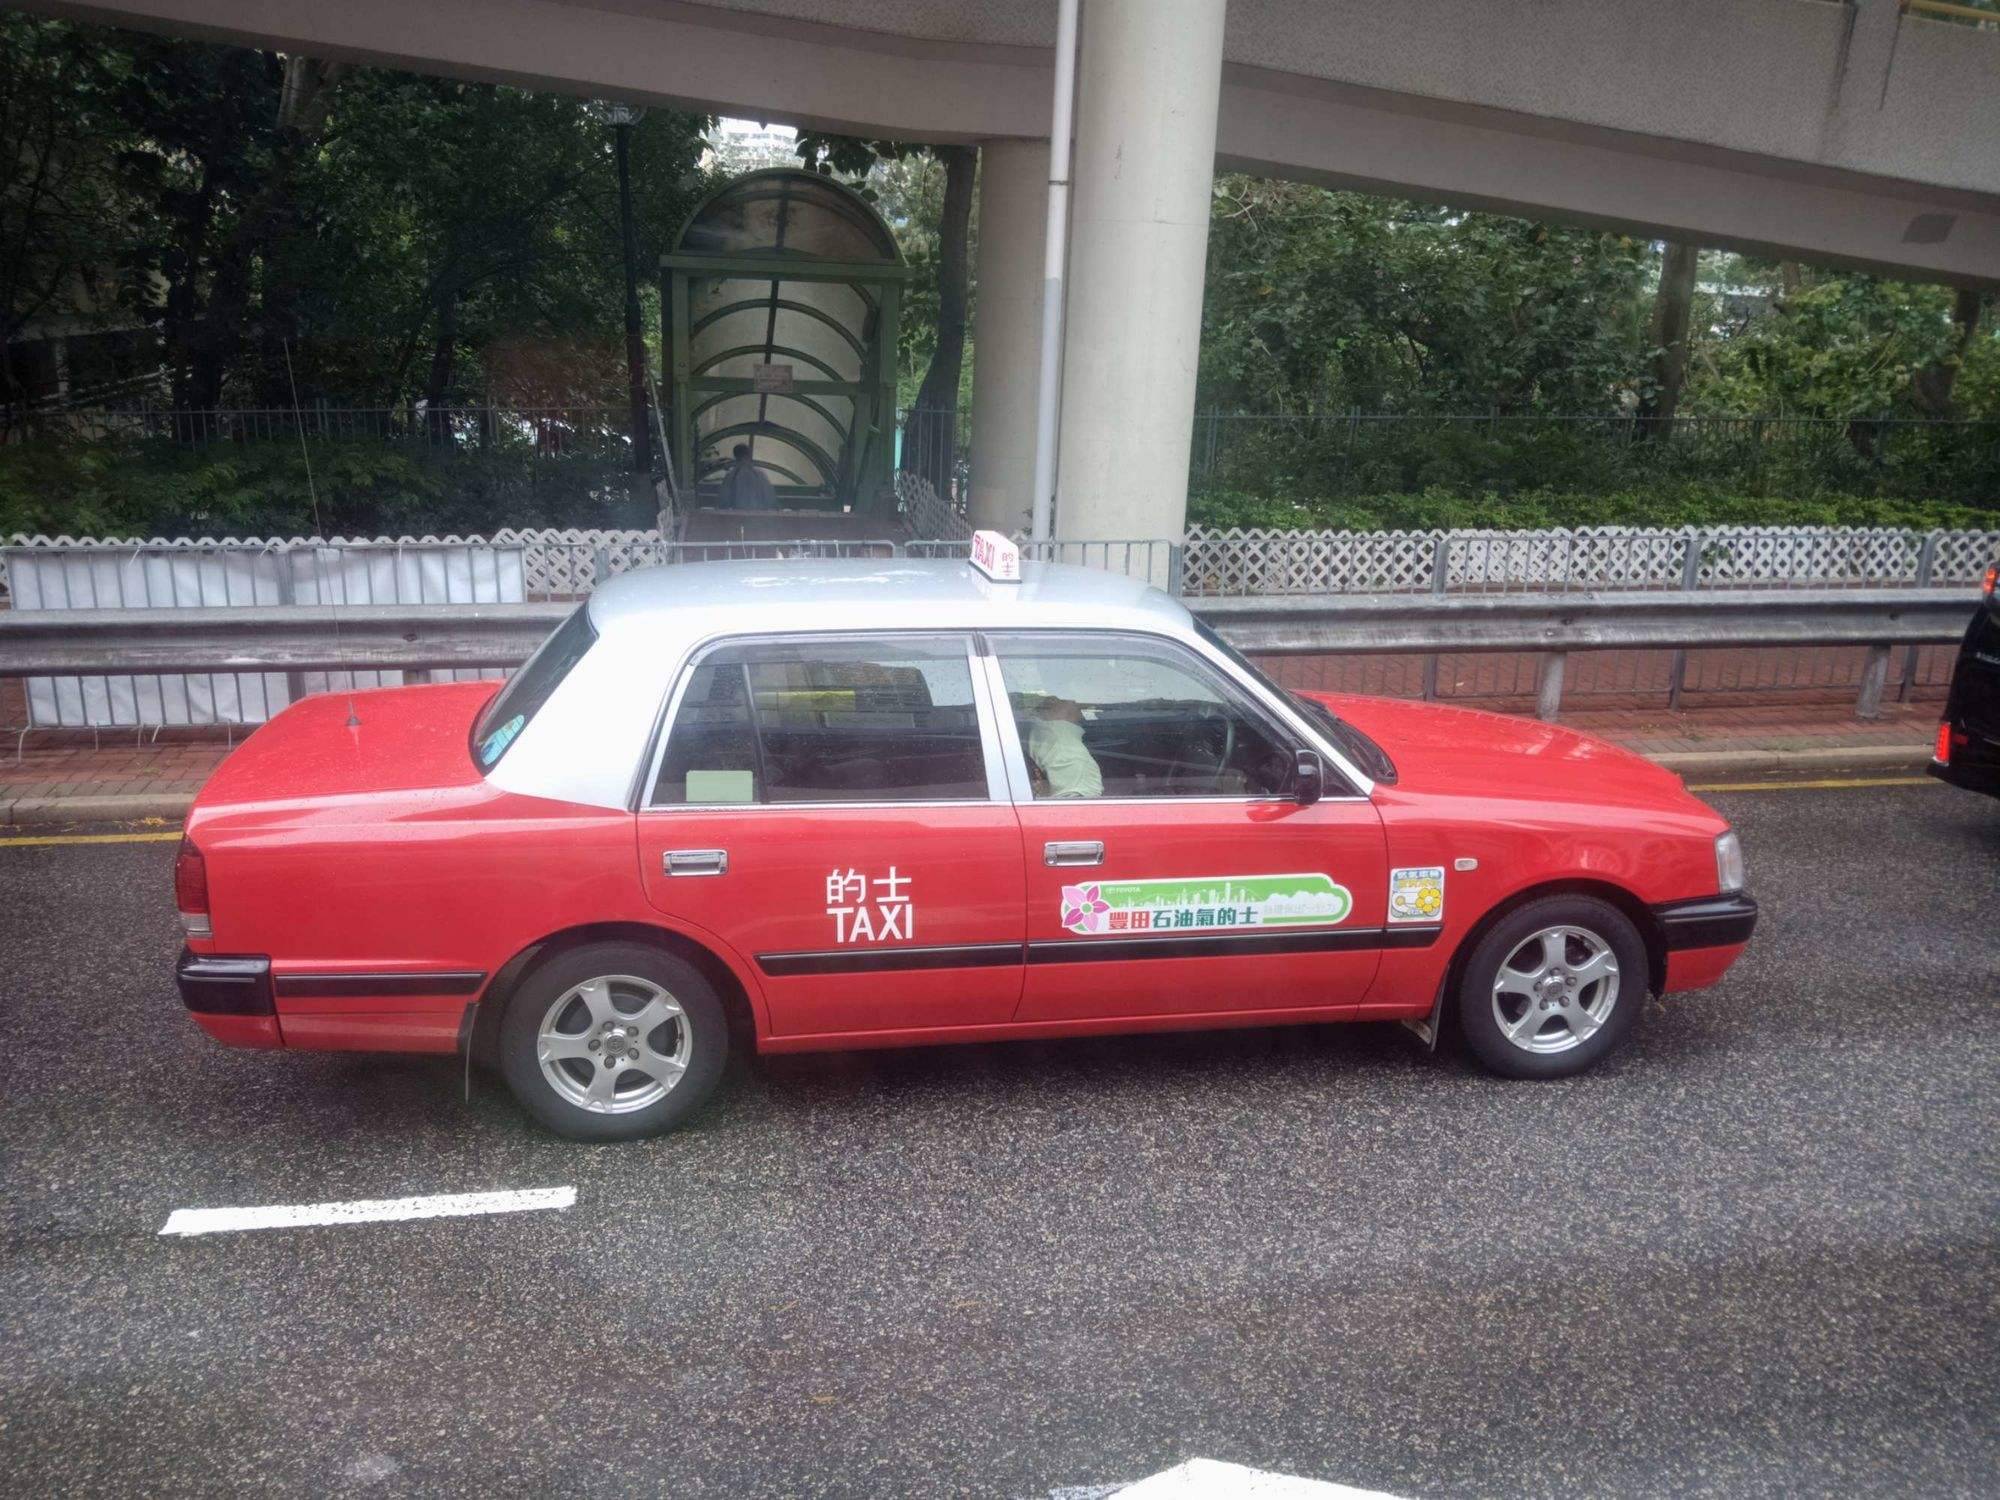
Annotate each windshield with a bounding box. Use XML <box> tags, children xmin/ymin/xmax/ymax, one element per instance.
<box><xmin>469</xmin><ymin>606</ymin><xmax>597</xmax><ymax>771</ymax></box>
<box><xmin>1194</xmin><ymin>619</ymin><xmax>1398</xmax><ymax>785</ymax></box>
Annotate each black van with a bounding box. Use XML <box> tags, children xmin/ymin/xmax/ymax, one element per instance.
<box><xmin>1930</xmin><ymin>565</ymin><xmax>2000</xmax><ymax>802</ymax></box>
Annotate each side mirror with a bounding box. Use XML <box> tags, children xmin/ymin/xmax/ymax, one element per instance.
<box><xmin>1293</xmin><ymin>749</ymin><xmax>1324</xmax><ymax>807</ymax></box>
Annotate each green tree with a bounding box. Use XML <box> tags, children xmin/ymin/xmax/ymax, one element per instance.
<box><xmin>0</xmin><ymin>15</ymin><xmax>135</xmax><ymax>405</ymax></box>
<box><xmin>1685</xmin><ymin>260</ymin><xmax>1993</xmax><ymax>420</ymax></box>
<box><xmin>1199</xmin><ymin>179</ymin><xmax>1653</xmax><ymax>415</ymax></box>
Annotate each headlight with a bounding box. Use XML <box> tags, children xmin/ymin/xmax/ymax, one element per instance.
<box><xmin>1714</xmin><ymin>830</ymin><xmax>1745</xmax><ymax>893</ymax></box>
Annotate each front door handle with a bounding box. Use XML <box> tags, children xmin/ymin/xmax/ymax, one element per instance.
<box><xmin>663</xmin><ymin>849</ymin><xmax>728</xmax><ymax>877</ymax></box>
<box><xmin>1044</xmin><ymin>840</ymin><xmax>1105</xmax><ymax>867</ymax></box>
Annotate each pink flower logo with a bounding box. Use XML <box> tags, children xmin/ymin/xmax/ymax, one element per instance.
<box><xmin>1061</xmin><ymin>883</ymin><xmax>1110</xmax><ymax>933</ymax></box>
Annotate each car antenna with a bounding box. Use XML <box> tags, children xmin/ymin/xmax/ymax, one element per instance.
<box><xmin>284</xmin><ymin>339</ymin><xmax>358</xmax><ymax>727</ymax></box>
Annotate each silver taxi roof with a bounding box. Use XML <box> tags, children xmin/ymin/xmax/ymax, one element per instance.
<box><xmin>490</xmin><ymin>556</ymin><xmax>1366</xmax><ymax>810</ymax></box>
<box><xmin>585</xmin><ymin>557</ymin><xmax>1192</xmax><ymax>641</ymax></box>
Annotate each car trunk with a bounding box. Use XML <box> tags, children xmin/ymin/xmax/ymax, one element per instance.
<box><xmin>190</xmin><ymin>681</ymin><xmax>502</xmax><ymax>810</ymax></box>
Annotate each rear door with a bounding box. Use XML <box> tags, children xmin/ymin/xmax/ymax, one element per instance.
<box><xmin>636</xmin><ymin>632</ymin><xmax>1025</xmax><ymax>1040</ymax></box>
<box><xmin>985</xmin><ymin>630</ymin><xmax>1391</xmax><ymax>1024</ymax></box>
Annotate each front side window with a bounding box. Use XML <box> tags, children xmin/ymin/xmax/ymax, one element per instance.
<box><xmin>991</xmin><ymin>633</ymin><xmax>1299</xmax><ymax>799</ymax></box>
<box><xmin>470</xmin><ymin>605</ymin><xmax>596</xmax><ymax>770</ymax></box>
<box><xmin>650</xmin><ymin>635</ymin><xmax>988</xmax><ymax>805</ymax></box>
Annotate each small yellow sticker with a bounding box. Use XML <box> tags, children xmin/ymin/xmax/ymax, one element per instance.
<box><xmin>1389</xmin><ymin>866</ymin><xmax>1445</xmax><ymax>924</ymax></box>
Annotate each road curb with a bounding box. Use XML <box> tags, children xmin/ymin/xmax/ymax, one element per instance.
<box><xmin>1646</xmin><ymin>743</ymin><xmax>1931</xmax><ymax>778</ymax></box>
<box><xmin>0</xmin><ymin>793</ymin><xmax>195</xmax><ymax>829</ymax></box>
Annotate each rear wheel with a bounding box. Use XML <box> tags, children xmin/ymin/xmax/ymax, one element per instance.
<box><xmin>499</xmin><ymin>941</ymin><xmax>728</xmax><ymax>1141</ymax></box>
<box><xmin>1457</xmin><ymin>895</ymin><xmax>1647</xmax><ymax>1079</ymax></box>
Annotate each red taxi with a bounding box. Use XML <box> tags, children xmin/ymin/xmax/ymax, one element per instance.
<box><xmin>175</xmin><ymin>543</ymin><xmax>1756</xmax><ymax>1140</ymax></box>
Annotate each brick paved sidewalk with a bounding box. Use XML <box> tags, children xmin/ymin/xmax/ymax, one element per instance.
<box><xmin>0</xmin><ymin>697</ymin><xmax>1941</xmax><ymax>827</ymax></box>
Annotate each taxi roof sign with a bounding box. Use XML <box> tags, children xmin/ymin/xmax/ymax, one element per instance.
<box><xmin>969</xmin><ymin>530</ymin><xmax>1022</xmax><ymax>583</ymax></box>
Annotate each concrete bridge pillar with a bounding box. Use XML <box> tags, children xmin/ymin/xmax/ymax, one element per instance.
<box><xmin>968</xmin><ymin>138</ymin><xmax>1048</xmax><ymax>536</ymax></box>
<box><xmin>1054</xmin><ymin>0</ymin><xmax>1228</xmax><ymax>542</ymax></box>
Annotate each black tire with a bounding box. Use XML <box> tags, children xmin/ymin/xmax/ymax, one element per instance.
<box><xmin>1456</xmin><ymin>895</ymin><xmax>1648</xmax><ymax>1080</ymax></box>
<box><xmin>499</xmin><ymin>940</ymin><xmax>729</xmax><ymax>1141</ymax></box>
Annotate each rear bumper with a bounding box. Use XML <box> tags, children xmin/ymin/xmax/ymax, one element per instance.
<box><xmin>1929</xmin><ymin>756</ymin><xmax>2000</xmax><ymax>798</ymax></box>
<box><xmin>177</xmin><ymin>950</ymin><xmax>281</xmax><ymax>1049</ymax></box>
<box><xmin>1929</xmin><ymin>715</ymin><xmax>2000</xmax><ymax>799</ymax></box>
<box><xmin>177</xmin><ymin>950</ymin><xmax>273</xmax><ymax>1014</ymax></box>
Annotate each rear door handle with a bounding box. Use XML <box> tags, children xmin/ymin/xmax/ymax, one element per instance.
<box><xmin>1044</xmin><ymin>840</ymin><xmax>1105</xmax><ymax>867</ymax></box>
<box><xmin>663</xmin><ymin>849</ymin><xmax>728</xmax><ymax>877</ymax></box>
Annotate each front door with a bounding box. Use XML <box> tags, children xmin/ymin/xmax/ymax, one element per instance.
<box><xmin>637</xmin><ymin>633</ymin><xmax>1024</xmax><ymax>1040</ymax></box>
<box><xmin>986</xmin><ymin>630</ymin><xmax>1390</xmax><ymax>1024</ymax></box>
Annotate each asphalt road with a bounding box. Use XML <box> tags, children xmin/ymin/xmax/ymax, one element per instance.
<box><xmin>2</xmin><ymin>783</ymin><xmax>1996</xmax><ymax>1498</ymax></box>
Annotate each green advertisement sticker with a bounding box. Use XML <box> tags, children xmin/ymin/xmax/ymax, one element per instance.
<box><xmin>1059</xmin><ymin>873</ymin><xmax>1352</xmax><ymax>935</ymax></box>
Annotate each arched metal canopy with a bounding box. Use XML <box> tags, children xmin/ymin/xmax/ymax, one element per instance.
<box><xmin>662</xmin><ymin>169</ymin><xmax>911</xmax><ymax>515</ymax></box>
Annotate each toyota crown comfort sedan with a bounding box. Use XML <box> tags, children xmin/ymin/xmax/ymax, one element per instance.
<box><xmin>174</xmin><ymin>540</ymin><xmax>1756</xmax><ymax>1141</ymax></box>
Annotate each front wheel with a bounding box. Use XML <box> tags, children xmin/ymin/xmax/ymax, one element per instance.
<box><xmin>499</xmin><ymin>941</ymin><xmax>729</xmax><ymax>1141</ymax></box>
<box><xmin>1457</xmin><ymin>896</ymin><xmax>1648</xmax><ymax>1079</ymax></box>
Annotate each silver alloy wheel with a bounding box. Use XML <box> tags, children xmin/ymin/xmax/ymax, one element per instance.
<box><xmin>1490</xmin><ymin>924</ymin><xmax>1621</xmax><ymax>1055</ymax></box>
<box><xmin>536</xmin><ymin>974</ymin><xmax>690</xmax><ymax>1115</ymax></box>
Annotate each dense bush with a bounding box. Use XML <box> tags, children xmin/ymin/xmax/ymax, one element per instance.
<box><xmin>1188</xmin><ymin>482</ymin><xmax>2000</xmax><ymax>535</ymax></box>
<box><xmin>0</xmin><ymin>437</ymin><xmax>657</xmax><ymax>538</ymax></box>
<box><xmin>1193</xmin><ymin>414</ymin><xmax>2000</xmax><ymax>510</ymax></box>
<box><xmin>5</xmin><ymin>432</ymin><xmax>1993</xmax><ymax>545</ymax></box>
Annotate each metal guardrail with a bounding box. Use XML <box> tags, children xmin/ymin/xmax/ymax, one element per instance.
<box><xmin>0</xmin><ymin>604</ymin><xmax>567</xmax><ymax>677</ymax></box>
<box><xmin>1</xmin><ymin>587</ymin><xmax>1976</xmax><ymax>724</ymax></box>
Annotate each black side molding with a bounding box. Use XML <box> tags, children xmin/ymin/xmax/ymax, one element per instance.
<box><xmin>177</xmin><ymin>951</ymin><xmax>274</xmax><ymax>1016</ymax></box>
<box><xmin>1027</xmin><ymin>925</ymin><xmax>1438</xmax><ymax>964</ymax></box>
<box><xmin>1653</xmin><ymin>894</ymin><xmax>1759</xmax><ymax>950</ymax></box>
<box><xmin>755</xmin><ymin>925</ymin><xmax>1440</xmax><ymax>977</ymax></box>
<box><xmin>272</xmin><ymin>970</ymin><xmax>486</xmax><ymax>999</ymax></box>
<box><xmin>757</xmin><ymin>943</ymin><xmax>1021</xmax><ymax>978</ymax></box>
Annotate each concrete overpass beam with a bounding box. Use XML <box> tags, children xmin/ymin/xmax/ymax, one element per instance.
<box><xmin>968</xmin><ymin>138</ymin><xmax>1048</xmax><ymax>535</ymax></box>
<box><xmin>1054</xmin><ymin>0</ymin><xmax>1227</xmax><ymax>543</ymax></box>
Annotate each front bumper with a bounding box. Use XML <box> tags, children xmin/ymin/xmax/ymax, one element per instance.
<box><xmin>1653</xmin><ymin>893</ymin><xmax>1759</xmax><ymax>950</ymax></box>
<box><xmin>177</xmin><ymin>949</ymin><xmax>281</xmax><ymax>1049</ymax></box>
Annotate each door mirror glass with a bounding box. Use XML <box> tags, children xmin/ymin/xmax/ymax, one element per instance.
<box><xmin>1293</xmin><ymin>749</ymin><xmax>1324</xmax><ymax>807</ymax></box>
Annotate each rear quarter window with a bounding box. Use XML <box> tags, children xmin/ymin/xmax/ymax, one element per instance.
<box><xmin>471</xmin><ymin>606</ymin><xmax>597</xmax><ymax>770</ymax></box>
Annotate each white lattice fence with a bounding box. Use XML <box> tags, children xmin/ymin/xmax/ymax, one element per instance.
<box><xmin>890</xmin><ymin>472</ymin><xmax>972</xmax><ymax>543</ymax></box>
<box><xmin>1182</xmin><ymin>528</ymin><xmax>1439</xmax><ymax>595</ymax></box>
<box><xmin>0</xmin><ymin>528</ymin><xmax>670</xmax><ymax>604</ymax></box>
<box><xmin>6</xmin><ymin>524</ymin><xmax>1996</xmax><ymax>608</ymax></box>
<box><xmin>1181</xmin><ymin>525</ymin><xmax>2000</xmax><ymax>596</ymax></box>
<box><xmin>488</xmin><ymin>527</ymin><xmax>666</xmax><ymax>595</ymax></box>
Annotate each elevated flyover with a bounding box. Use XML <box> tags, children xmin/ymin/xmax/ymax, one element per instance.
<box><xmin>33</xmin><ymin>0</ymin><xmax>2000</xmax><ymax>537</ymax></box>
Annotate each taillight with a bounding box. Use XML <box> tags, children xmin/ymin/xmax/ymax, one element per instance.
<box><xmin>1985</xmin><ymin>565</ymin><xmax>1996</xmax><ymax>599</ymax></box>
<box><xmin>1935</xmin><ymin>722</ymin><xmax>1952</xmax><ymax>765</ymax></box>
<box><xmin>175</xmin><ymin>836</ymin><xmax>211</xmax><ymax>938</ymax></box>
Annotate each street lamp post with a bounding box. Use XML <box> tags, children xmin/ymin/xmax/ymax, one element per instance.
<box><xmin>603</xmin><ymin>103</ymin><xmax>651</xmax><ymax>491</ymax></box>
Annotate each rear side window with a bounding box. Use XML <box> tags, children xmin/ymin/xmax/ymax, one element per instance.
<box><xmin>650</xmin><ymin>636</ymin><xmax>988</xmax><ymax>805</ymax></box>
<box><xmin>470</xmin><ymin>606</ymin><xmax>596</xmax><ymax>770</ymax></box>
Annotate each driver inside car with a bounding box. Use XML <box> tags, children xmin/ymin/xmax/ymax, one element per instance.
<box><xmin>1023</xmin><ymin>695</ymin><xmax>1104</xmax><ymax>798</ymax></box>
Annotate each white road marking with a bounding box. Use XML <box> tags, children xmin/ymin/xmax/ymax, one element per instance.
<box><xmin>1103</xmin><ymin>1459</ymin><xmax>1410</xmax><ymax>1499</ymax></box>
<box><xmin>159</xmin><ymin>1186</ymin><xmax>575</xmax><ymax>1237</ymax></box>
